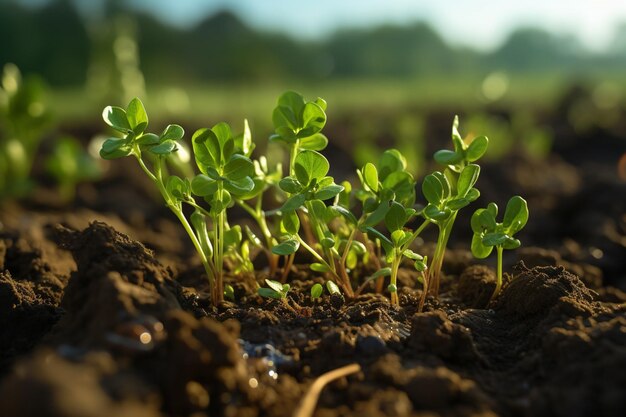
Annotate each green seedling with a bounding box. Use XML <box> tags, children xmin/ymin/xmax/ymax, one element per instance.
<box><xmin>46</xmin><ymin>136</ymin><xmax>102</xmax><ymax>202</ymax></box>
<box><xmin>0</xmin><ymin>63</ymin><xmax>52</xmax><ymax>200</ymax></box>
<box><xmin>422</xmin><ymin>116</ymin><xmax>487</xmax><ymax>296</ymax></box>
<box><xmin>471</xmin><ymin>196</ymin><xmax>529</xmax><ymax>301</ymax></box>
<box><xmin>258</xmin><ymin>279</ymin><xmax>291</xmax><ymax>300</ymax></box>
<box><xmin>269</xmin><ymin>92</ymin><xmax>349</xmax><ymax>293</ymax></box>
<box><xmin>100</xmin><ymin>98</ymin><xmax>255</xmax><ymax>305</ymax></box>
<box><xmin>310</xmin><ymin>283</ymin><xmax>323</xmax><ymax>300</ymax></box>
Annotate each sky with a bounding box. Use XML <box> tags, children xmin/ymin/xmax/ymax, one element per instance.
<box><xmin>20</xmin><ymin>0</ymin><xmax>626</xmax><ymax>51</ymax></box>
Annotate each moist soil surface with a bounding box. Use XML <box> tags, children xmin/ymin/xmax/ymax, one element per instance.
<box><xmin>1</xmin><ymin>102</ymin><xmax>626</xmax><ymax>417</ymax></box>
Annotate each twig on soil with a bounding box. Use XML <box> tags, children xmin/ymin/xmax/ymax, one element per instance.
<box><xmin>293</xmin><ymin>363</ymin><xmax>361</xmax><ymax>417</ymax></box>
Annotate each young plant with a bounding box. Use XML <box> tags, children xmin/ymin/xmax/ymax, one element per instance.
<box><xmin>258</xmin><ymin>279</ymin><xmax>291</xmax><ymax>300</ymax></box>
<box><xmin>422</xmin><ymin>116</ymin><xmax>488</xmax><ymax>296</ymax></box>
<box><xmin>269</xmin><ymin>92</ymin><xmax>349</xmax><ymax>293</ymax></box>
<box><xmin>0</xmin><ymin>63</ymin><xmax>52</xmax><ymax>200</ymax></box>
<box><xmin>100</xmin><ymin>98</ymin><xmax>255</xmax><ymax>305</ymax></box>
<box><xmin>46</xmin><ymin>136</ymin><xmax>102</xmax><ymax>202</ymax></box>
<box><xmin>471</xmin><ymin>196</ymin><xmax>529</xmax><ymax>300</ymax></box>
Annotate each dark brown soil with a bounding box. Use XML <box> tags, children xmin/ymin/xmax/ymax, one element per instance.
<box><xmin>1</xmin><ymin>98</ymin><xmax>625</xmax><ymax>416</ymax></box>
<box><xmin>0</xmin><ymin>207</ymin><xmax>624</xmax><ymax>417</ymax></box>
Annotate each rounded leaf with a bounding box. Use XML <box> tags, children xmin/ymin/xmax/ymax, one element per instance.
<box><xmin>434</xmin><ymin>149</ymin><xmax>463</xmax><ymax>165</ymax></box>
<box><xmin>311</xmin><ymin>283</ymin><xmax>324</xmax><ymax>298</ymax></box>
<box><xmin>422</xmin><ymin>173</ymin><xmax>444</xmax><ymax>205</ymax></box>
<box><xmin>271</xmin><ymin>238</ymin><xmax>300</xmax><ymax>255</ymax></box>
<box><xmin>503</xmin><ymin>196</ymin><xmax>529</xmax><ymax>235</ymax></box>
<box><xmin>326</xmin><ymin>280</ymin><xmax>341</xmax><ymax>295</ymax></box>
<box><xmin>315</xmin><ymin>184</ymin><xmax>344</xmax><ymax>201</ymax></box>
<box><xmin>160</xmin><ymin>124</ymin><xmax>184</xmax><ymax>141</ymax></box>
<box><xmin>299</xmin><ymin>133</ymin><xmax>328</xmax><ymax>151</ymax></box>
<box><xmin>102</xmin><ymin>106</ymin><xmax>130</xmax><ymax>133</ymax></box>
<box><xmin>126</xmin><ymin>98</ymin><xmax>148</xmax><ymax>135</ymax></box>
<box><xmin>294</xmin><ymin>150</ymin><xmax>329</xmax><ymax>184</ymax></box>
<box><xmin>298</xmin><ymin>102</ymin><xmax>326</xmax><ymax>137</ymax></box>
<box><xmin>471</xmin><ymin>234</ymin><xmax>493</xmax><ymax>258</ymax></box>
<box><xmin>149</xmin><ymin>139</ymin><xmax>177</xmax><ymax>155</ymax></box>
<box><xmin>191</xmin><ymin>175</ymin><xmax>218</xmax><ymax>197</ymax></box>
<box><xmin>279</xmin><ymin>177</ymin><xmax>303</xmax><ymax>194</ymax></box>
<box><xmin>385</xmin><ymin>201</ymin><xmax>407</xmax><ymax>232</ymax></box>
<box><xmin>362</xmin><ymin>162</ymin><xmax>379</xmax><ymax>192</ymax></box>
<box><xmin>482</xmin><ymin>232</ymin><xmax>508</xmax><ymax>247</ymax></box>
<box><xmin>281</xmin><ymin>211</ymin><xmax>300</xmax><ymax>235</ymax></box>
<box><xmin>457</xmin><ymin>164</ymin><xmax>480</xmax><ymax>198</ymax></box>
<box><xmin>280</xmin><ymin>193</ymin><xmax>306</xmax><ymax>212</ymax></box>
<box><xmin>466</xmin><ymin>136</ymin><xmax>489</xmax><ymax>162</ymax></box>
<box><xmin>223</xmin><ymin>154</ymin><xmax>254</xmax><ymax>180</ymax></box>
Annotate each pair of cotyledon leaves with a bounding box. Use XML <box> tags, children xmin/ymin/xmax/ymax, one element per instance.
<box><xmin>101</xmin><ymin>98</ymin><xmax>184</xmax><ymax>159</ymax></box>
<box><xmin>471</xmin><ymin>196</ymin><xmax>529</xmax><ymax>258</ymax></box>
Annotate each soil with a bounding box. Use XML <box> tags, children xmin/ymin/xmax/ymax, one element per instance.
<box><xmin>1</xmin><ymin>97</ymin><xmax>625</xmax><ymax>417</ymax></box>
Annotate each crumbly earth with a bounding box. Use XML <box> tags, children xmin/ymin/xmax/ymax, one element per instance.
<box><xmin>1</xmin><ymin>101</ymin><xmax>625</xmax><ymax>416</ymax></box>
<box><xmin>0</xmin><ymin>215</ymin><xmax>624</xmax><ymax>417</ymax></box>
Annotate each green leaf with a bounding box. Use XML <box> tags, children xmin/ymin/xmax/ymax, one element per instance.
<box><xmin>329</xmin><ymin>205</ymin><xmax>358</xmax><ymax>225</ymax></box>
<box><xmin>299</xmin><ymin>133</ymin><xmax>328</xmax><ymax>151</ymax></box>
<box><xmin>385</xmin><ymin>201</ymin><xmax>407</xmax><ymax>232</ymax></box>
<box><xmin>465</xmin><ymin>188</ymin><xmax>480</xmax><ymax>202</ymax></box>
<box><xmin>403</xmin><ymin>249</ymin><xmax>423</xmax><ymax>261</ymax></box>
<box><xmin>433</xmin><ymin>149</ymin><xmax>463</xmax><ymax>165</ymax></box>
<box><xmin>314</xmin><ymin>97</ymin><xmax>327</xmax><ymax>111</ymax></box>
<box><xmin>126</xmin><ymin>98</ymin><xmax>148</xmax><ymax>135</ymax></box>
<box><xmin>298</xmin><ymin>102</ymin><xmax>326</xmax><ymax>137</ymax></box>
<box><xmin>258</xmin><ymin>288</ymin><xmax>282</xmax><ymax>299</ymax></box>
<box><xmin>136</xmin><ymin>133</ymin><xmax>160</xmax><ymax>146</ymax></box>
<box><xmin>279</xmin><ymin>177</ymin><xmax>303</xmax><ymax>194</ymax></box>
<box><xmin>364</xmin><ymin>226</ymin><xmax>393</xmax><ymax>248</ymax></box>
<box><xmin>281</xmin><ymin>211</ymin><xmax>300</xmax><ymax>235</ymax></box>
<box><xmin>466</xmin><ymin>136</ymin><xmax>489</xmax><ymax>162</ymax></box>
<box><xmin>414</xmin><ymin>260</ymin><xmax>427</xmax><ymax>272</ymax></box>
<box><xmin>223</xmin><ymin>154</ymin><xmax>254</xmax><ymax>180</ymax></box>
<box><xmin>326</xmin><ymin>280</ymin><xmax>341</xmax><ymax>295</ymax></box>
<box><xmin>224</xmin><ymin>225</ymin><xmax>243</xmax><ymax>248</ymax></box>
<box><xmin>271</xmin><ymin>238</ymin><xmax>300</xmax><ymax>255</ymax></box>
<box><xmin>99</xmin><ymin>138</ymin><xmax>132</xmax><ymax>159</ymax></box>
<box><xmin>294</xmin><ymin>150</ymin><xmax>329</xmax><ymax>185</ymax></box>
<box><xmin>471</xmin><ymin>234</ymin><xmax>493</xmax><ymax>258</ymax></box>
<box><xmin>503</xmin><ymin>237</ymin><xmax>521</xmax><ymax>250</ymax></box>
<box><xmin>391</xmin><ymin>229</ymin><xmax>410</xmax><ymax>247</ymax></box>
<box><xmin>244</xmin><ymin>225</ymin><xmax>263</xmax><ymax>248</ymax></box>
<box><xmin>192</xmin><ymin>128</ymin><xmax>220</xmax><ymax>172</ymax></box>
<box><xmin>503</xmin><ymin>196</ymin><xmax>528</xmax><ymax>235</ymax></box>
<box><xmin>362</xmin><ymin>162</ymin><xmax>378</xmax><ymax>192</ymax></box>
<box><xmin>423</xmin><ymin>204</ymin><xmax>450</xmax><ymax>221</ymax></box>
<box><xmin>191</xmin><ymin>175</ymin><xmax>218</xmax><ymax>197</ymax></box>
<box><xmin>321</xmin><ymin>237</ymin><xmax>335</xmax><ymax>249</ymax></box>
<box><xmin>378</xmin><ymin>149</ymin><xmax>406</xmax><ymax>180</ymax></box>
<box><xmin>150</xmin><ymin>139</ymin><xmax>177</xmax><ymax>155</ymax></box>
<box><xmin>432</xmin><ymin>171</ymin><xmax>451</xmax><ymax>199</ymax></box>
<box><xmin>239</xmin><ymin>119</ymin><xmax>253</xmax><ymax>155</ymax></box>
<box><xmin>277</xmin><ymin>91</ymin><xmax>305</xmax><ymax>124</ymax></box>
<box><xmin>482</xmin><ymin>232</ymin><xmax>508</xmax><ymax>247</ymax></box>
<box><xmin>446</xmin><ymin>197</ymin><xmax>469</xmax><ymax>211</ymax></box>
<box><xmin>451</xmin><ymin>115</ymin><xmax>466</xmax><ymax>152</ymax></box>
<box><xmin>281</xmin><ymin>193</ymin><xmax>306</xmax><ymax>212</ymax></box>
<box><xmin>166</xmin><ymin>175</ymin><xmax>187</xmax><ymax>200</ymax></box>
<box><xmin>487</xmin><ymin>202</ymin><xmax>498</xmax><ymax>218</ymax></box>
<box><xmin>457</xmin><ymin>164</ymin><xmax>480</xmax><ymax>198</ymax></box>
<box><xmin>422</xmin><ymin>173</ymin><xmax>444</xmax><ymax>205</ymax></box>
<box><xmin>224</xmin><ymin>177</ymin><xmax>255</xmax><ymax>195</ymax></box>
<box><xmin>315</xmin><ymin>184</ymin><xmax>344</xmax><ymax>200</ymax></box>
<box><xmin>311</xmin><ymin>263</ymin><xmax>331</xmax><ymax>273</ymax></box>
<box><xmin>362</xmin><ymin>200</ymin><xmax>390</xmax><ymax>227</ymax></box>
<box><xmin>265</xmin><ymin>279</ymin><xmax>284</xmax><ymax>293</ymax></box>
<box><xmin>311</xmin><ymin>283</ymin><xmax>324</xmax><ymax>299</ymax></box>
<box><xmin>102</xmin><ymin>105</ymin><xmax>130</xmax><ymax>133</ymax></box>
<box><xmin>471</xmin><ymin>208</ymin><xmax>497</xmax><ymax>233</ymax></box>
<box><xmin>160</xmin><ymin>124</ymin><xmax>184</xmax><ymax>141</ymax></box>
